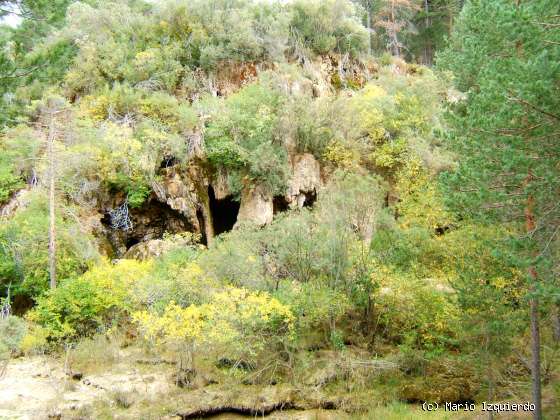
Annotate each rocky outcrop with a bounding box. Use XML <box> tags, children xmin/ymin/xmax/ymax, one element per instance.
<box><xmin>123</xmin><ymin>239</ymin><xmax>169</xmax><ymax>260</ymax></box>
<box><xmin>0</xmin><ymin>189</ymin><xmax>31</xmax><ymax>218</ymax></box>
<box><xmin>123</xmin><ymin>233</ymin><xmax>198</xmax><ymax>260</ymax></box>
<box><xmin>285</xmin><ymin>153</ymin><xmax>322</xmax><ymax>209</ymax></box>
<box><xmin>152</xmin><ymin>166</ymin><xmax>202</xmax><ymax>233</ymax></box>
<box><xmin>98</xmin><ymin>152</ymin><xmax>324</xmax><ymax>252</ymax></box>
<box><xmin>236</xmin><ymin>184</ymin><xmax>273</xmax><ymax>227</ymax></box>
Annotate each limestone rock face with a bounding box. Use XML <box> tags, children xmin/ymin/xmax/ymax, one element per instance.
<box><xmin>0</xmin><ymin>189</ymin><xmax>31</xmax><ymax>218</ymax></box>
<box><xmin>123</xmin><ymin>233</ymin><xmax>198</xmax><ymax>260</ymax></box>
<box><xmin>211</xmin><ymin>171</ymin><xmax>231</xmax><ymax>200</ymax></box>
<box><xmin>236</xmin><ymin>184</ymin><xmax>273</xmax><ymax>227</ymax></box>
<box><xmin>123</xmin><ymin>239</ymin><xmax>168</xmax><ymax>260</ymax></box>
<box><xmin>152</xmin><ymin>166</ymin><xmax>201</xmax><ymax>232</ymax></box>
<box><xmin>286</xmin><ymin>153</ymin><xmax>322</xmax><ymax>208</ymax></box>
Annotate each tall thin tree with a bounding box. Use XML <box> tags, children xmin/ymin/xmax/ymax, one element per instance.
<box><xmin>46</xmin><ymin>105</ymin><xmax>57</xmax><ymax>289</ymax></box>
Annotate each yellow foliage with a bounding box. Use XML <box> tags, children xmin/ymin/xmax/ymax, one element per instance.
<box><xmin>19</xmin><ymin>325</ymin><xmax>49</xmax><ymax>354</ymax></box>
<box><xmin>394</xmin><ymin>157</ymin><xmax>452</xmax><ymax>230</ymax></box>
<box><xmin>133</xmin><ymin>287</ymin><xmax>294</xmax><ymax>355</ymax></box>
<box><xmin>133</xmin><ymin>301</ymin><xmax>206</xmax><ymax>344</ymax></box>
<box><xmin>81</xmin><ymin>258</ymin><xmax>153</xmax><ymax>307</ymax></box>
<box><xmin>323</xmin><ymin>140</ymin><xmax>358</xmax><ymax>168</ymax></box>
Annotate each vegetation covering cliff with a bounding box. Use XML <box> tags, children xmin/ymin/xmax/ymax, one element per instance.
<box><xmin>0</xmin><ymin>0</ymin><xmax>559</xmax><ymax>418</ymax></box>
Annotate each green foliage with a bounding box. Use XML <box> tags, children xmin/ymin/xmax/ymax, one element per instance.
<box><xmin>27</xmin><ymin>259</ymin><xmax>151</xmax><ymax>340</ymax></box>
<box><xmin>276</xmin><ymin>281</ymin><xmax>350</xmax><ymax>337</ymax></box>
<box><xmin>0</xmin><ymin>193</ymin><xmax>97</xmax><ymax>300</ymax></box>
<box><xmin>438</xmin><ymin>0</ymin><xmax>560</xmax><ymax>379</ymax></box>
<box><xmin>0</xmin><ymin>316</ymin><xmax>27</xmax><ymax>358</ymax></box>
<box><xmin>0</xmin><ymin>156</ymin><xmax>23</xmax><ymax>203</ymax></box>
<box><xmin>134</xmin><ymin>287</ymin><xmax>294</xmax><ymax>367</ymax></box>
<box><xmin>0</xmin><ymin>125</ymin><xmax>42</xmax><ymax>202</ymax></box>
<box><xmin>2</xmin><ymin>0</ymin><xmax>555</xmax><ymax>409</ymax></box>
<box><xmin>290</xmin><ymin>0</ymin><xmax>368</xmax><ymax>57</ymax></box>
<box><xmin>132</xmin><ymin>260</ymin><xmax>215</xmax><ymax>313</ymax></box>
<box><xmin>205</xmin><ymin>80</ymin><xmax>289</xmax><ymax>195</ymax></box>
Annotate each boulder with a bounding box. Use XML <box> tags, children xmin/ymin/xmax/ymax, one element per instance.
<box><xmin>123</xmin><ymin>239</ymin><xmax>168</xmax><ymax>260</ymax></box>
<box><xmin>236</xmin><ymin>184</ymin><xmax>273</xmax><ymax>227</ymax></box>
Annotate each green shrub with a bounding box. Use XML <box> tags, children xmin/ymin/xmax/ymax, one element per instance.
<box><xmin>0</xmin><ymin>159</ymin><xmax>23</xmax><ymax>204</ymax></box>
<box><xmin>0</xmin><ymin>316</ymin><xmax>28</xmax><ymax>358</ymax></box>
<box><xmin>205</xmin><ymin>80</ymin><xmax>289</xmax><ymax>195</ymax></box>
<box><xmin>0</xmin><ymin>193</ymin><xmax>96</xmax><ymax>301</ymax></box>
<box><xmin>27</xmin><ymin>259</ymin><xmax>151</xmax><ymax>340</ymax></box>
<box><xmin>289</xmin><ymin>0</ymin><xmax>368</xmax><ymax>57</ymax></box>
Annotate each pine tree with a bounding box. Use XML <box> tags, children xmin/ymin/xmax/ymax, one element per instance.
<box><xmin>439</xmin><ymin>1</ymin><xmax>560</xmax><ymax>417</ymax></box>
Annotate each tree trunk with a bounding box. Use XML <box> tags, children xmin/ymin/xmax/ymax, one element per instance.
<box><xmin>552</xmin><ymin>303</ymin><xmax>560</xmax><ymax>343</ymax></box>
<box><xmin>366</xmin><ymin>6</ymin><xmax>372</xmax><ymax>55</ymax></box>
<box><xmin>530</xmin><ymin>294</ymin><xmax>542</xmax><ymax>419</ymax></box>
<box><xmin>201</xmin><ymin>199</ymin><xmax>214</xmax><ymax>247</ymax></box>
<box><xmin>525</xmin><ymin>193</ymin><xmax>542</xmax><ymax>420</ymax></box>
<box><xmin>391</xmin><ymin>0</ymin><xmax>400</xmax><ymax>57</ymax></box>
<box><xmin>423</xmin><ymin>0</ymin><xmax>432</xmax><ymax>65</ymax></box>
<box><xmin>47</xmin><ymin>111</ymin><xmax>57</xmax><ymax>289</ymax></box>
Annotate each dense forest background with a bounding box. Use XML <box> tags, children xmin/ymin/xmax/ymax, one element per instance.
<box><xmin>0</xmin><ymin>1</ymin><xmax>559</xmax><ymax>418</ymax></box>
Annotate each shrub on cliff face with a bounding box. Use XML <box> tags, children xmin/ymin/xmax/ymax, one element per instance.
<box><xmin>205</xmin><ymin>80</ymin><xmax>289</xmax><ymax>195</ymax></box>
<box><xmin>289</xmin><ymin>0</ymin><xmax>368</xmax><ymax>57</ymax></box>
<box><xmin>0</xmin><ymin>125</ymin><xmax>42</xmax><ymax>204</ymax></box>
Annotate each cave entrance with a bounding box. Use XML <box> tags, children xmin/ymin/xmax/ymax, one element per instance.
<box><xmin>273</xmin><ymin>195</ymin><xmax>289</xmax><ymax>214</ymax></box>
<box><xmin>102</xmin><ymin>197</ymin><xmax>197</xmax><ymax>257</ymax></box>
<box><xmin>302</xmin><ymin>190</ymin><xmax>317</xmax><ymax>208</ymax></box>
<box><xmin>208</xmin><ymin>186</ymin><xmax>239</xmax><ymax>235</ymax></box>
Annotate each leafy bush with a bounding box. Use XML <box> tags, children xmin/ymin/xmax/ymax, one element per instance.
<box><xmin>19</xmin><ymin>324</ymin><xmax>49</xmax><ymax>355</ymax></box>
<box><xmin>0</xmin><ymin>159</ymin><xmax>23</xmax><ymax>204</ymax></box>
<box><xmin>132</xmin><ymin>260</ymin><xmax>216</xmax><ymax>313</ymax></box>
<box><xmin>205</xmin><ymin>80</ymin><xmax>289</xmax><ymax>195</ymax></box>
<box><xmin>27</xmin><ymin>259</ymin><xmax>151</xmax><ymax>340</ymax></box>
<box><xmin>289</xmin><ymin>0</ymin><xmax>368</xmax><ymax>57</ymax></box>
<box><xmin>0</xmin><ymin>125</ymin><xmax>42</xmax><ymax>203</ymax></box>
<box><xmin>134</xmin><ymin>287</ymin><xmax>294</xmax><ymax>370</ymax></box>
<box><xmin>0</xmin><ymin>316</ymin><xmax>27</xmax><ymax>358</ymax></box>
<box><xmin>0</xmin><ymin>193</ymin><xmax>97</xmax><ymax>300</ymax></box>
<box><xmin>276</xmin><ymin>281</ymin><xmax>350</xmax><ymax>338</ymax></box>
<box><xmin>198</xmin><ymin>229</ymin><xmax>267</xmax><ymax>290</ymax></box>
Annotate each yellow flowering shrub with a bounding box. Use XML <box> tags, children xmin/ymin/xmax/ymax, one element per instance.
<box><xmin>133</xmin><ymin>287</ymin><xmax>295</xmax><ymax>367</ymax></box>
<box><xmin>27</xmin><ymin>259</ymin><xmax>152</xmax><ymax>340</ymax></box>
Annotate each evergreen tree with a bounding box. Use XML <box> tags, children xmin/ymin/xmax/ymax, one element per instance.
<box><xmin>439</xmin><ymin>1</ymin><xmax>560</xmax><ymax>417</ymax></box>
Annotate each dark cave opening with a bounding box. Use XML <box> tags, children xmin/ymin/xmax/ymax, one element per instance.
<box><xmin>102</xmin><ymin>197</ymin><xmax>197</xmax><ymax>256</ymax></box>
<box><xmin>159</xmin><ymin>155</ymin><xmax>179</xmax><ymax>169</ymax></box>
<box><xmin>208</xmin><ymin>186</ymin><xmax>239</xmax><ymax>235</ymax></box>
<box><xmin>302</xmin><ymin>190</ymin><xmax>317</xmax><ymax>208</ymax></box>
<box><xmin>126</xmin><ymin>237</ymin><xmax>140</xmax><ymax>249</ymax></box>
<box><xmin>273</xmin><ymin>195</ymin><xmax>289</xmax><ymax>214</ymax></box>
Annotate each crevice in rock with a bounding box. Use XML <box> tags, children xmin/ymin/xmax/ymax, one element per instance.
<box><xmin>177</xmin><ymin>398</ymin><xmax>341</xmax><ymax>419</ymax></box>
<box><xmin>208</xmin><ymin>186</ymin><xmax>239</xmax><ymax>235</ymax></box>
<box><xmin>196</xmin><ymin>208</ymin><xmax>208</xmax><ymax>246</ymax></box>
<box><xmin>273</xmin><ymin>196</ymin><xmax>289</xmax><ymax>214</ymax></box>
<box><xmin>177</xmin><ymin>402</ymin><xmax>296</xmax><ymax>419</ymax></box>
